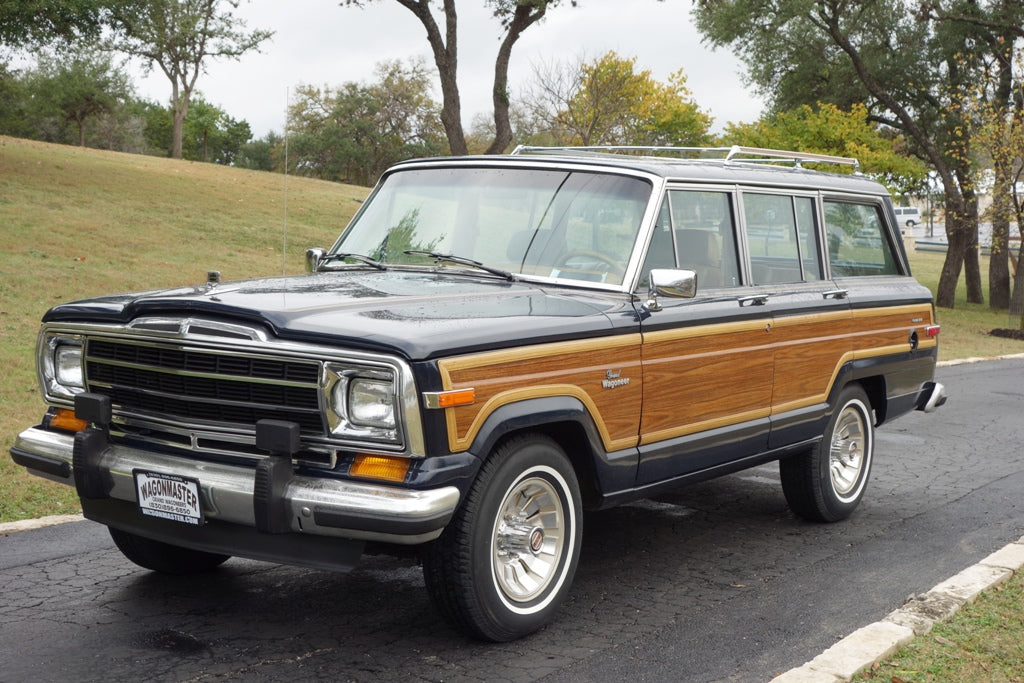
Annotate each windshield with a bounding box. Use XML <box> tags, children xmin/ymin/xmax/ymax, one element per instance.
<box><xmin>331</xmin><ymin>166</ymin><xmax>653</xmax><ymax>286</ymax></box>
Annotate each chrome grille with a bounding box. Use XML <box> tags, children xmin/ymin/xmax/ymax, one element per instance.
<box><xmin>84</xmin><ymin>338</ymin><xmax>325</xmax><ymax>433</ymax></box>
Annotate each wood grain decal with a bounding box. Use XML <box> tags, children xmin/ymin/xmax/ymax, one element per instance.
<box><xmin>438</xmin><ymin>335</ymin><xmax>643</xmax><ymax>453</ymax></box>
<box><xmin>435</xmin><ymin>303</ymin><xmax>936</xmax><ymax>454</ymax></box>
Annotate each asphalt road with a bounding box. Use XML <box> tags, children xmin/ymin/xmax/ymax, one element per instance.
<box><xmin>2</xmin><ymin>359</ymin><xmax>1023</xmax><ymax>682</ymax></box>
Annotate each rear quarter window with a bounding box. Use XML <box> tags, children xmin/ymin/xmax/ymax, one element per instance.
<box><xmin>824</xmin><ymin>201</ymin><xmax>902</xmax><ymax>277</ymax></box>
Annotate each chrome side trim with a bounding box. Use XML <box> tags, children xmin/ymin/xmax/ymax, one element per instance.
<box><xmin>13</xmin><ymin>427</ymin><xmax>458</xmax><ymax>544</ymax></box>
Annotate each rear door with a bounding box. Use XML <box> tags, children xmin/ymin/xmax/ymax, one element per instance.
<box><xmin>635</xmin><ymin>187</ymin><xmax>773</xmax><ymax>485</ymax></box>
<box><xmin>737</xmin><ymin>190</ymin><xmax>854</xmax><ymax>449</ymax></box>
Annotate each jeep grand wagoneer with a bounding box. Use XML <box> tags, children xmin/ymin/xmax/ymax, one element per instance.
<box><xmin>10</xmin><ymin>146</ymin><xmax>946</xmax><ymax>641</ymax></box>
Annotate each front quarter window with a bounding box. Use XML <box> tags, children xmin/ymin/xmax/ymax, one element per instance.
<box><xmin>330</xmin><ymin>166</ymin><xmax>652</xmax><ymax>287</ymax></box>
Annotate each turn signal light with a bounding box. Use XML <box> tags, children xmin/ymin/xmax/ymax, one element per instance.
<box><xmin>423</xmin><ymin>388</ymin><xmax>476</xmax><ymax>409</ymax></box>
<box><xmin>349</xmin><ymin>454</ymin><xmax>411</xmax><ymax>483</ymax></box>
<box><xmin>48</xmin><ymin>408</ymin><xmax>89</xmax><ymax>433</ymax></box>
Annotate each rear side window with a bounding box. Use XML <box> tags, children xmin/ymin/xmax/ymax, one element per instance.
<box><xmin>743</xmin><ymin>193</ymin><xmax>822</xmax><ymax>284</ymax></box>
<box><xmin>824</xmin><ymin>201</ymin><xmax>901</xmax><ymax>277</ymax></box>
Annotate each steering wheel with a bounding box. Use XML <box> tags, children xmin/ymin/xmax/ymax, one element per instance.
<box><xmin>557</xmin><ymin>249</ymin><xmax>625</xmax><ymax>277</ymax></box>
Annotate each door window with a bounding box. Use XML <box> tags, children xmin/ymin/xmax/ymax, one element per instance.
<box><xmin>744</xmin><ymin>193</ymin><xmax>821</xmax><ymax>283</ymax></box>
<box><xmin>639</xmin><ymin>190</ymin><xmax>741</xmax><ymax>289</ymax></box>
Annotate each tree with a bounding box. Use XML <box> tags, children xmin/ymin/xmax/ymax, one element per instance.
<box><xmin>0</xmin><ymin>0</ymin><xmax>140</xmax><ymax>47</ymax></box>
<box><xmin>107</xmin><ymin>0</ymin><xmax>270</xmax><ymax>159</ymax></box>
<box><xmin>721</xmin><ymin>103</ymin><xmax>927</xmax><ymax>196</ymax></box>
<box><xmin>341</xmin><ymin>0</ymin><xmax>576</xmax><ymax>155</ymax></box>
<box><xmin>28</xmin><ymin>48</ymin><xmax>132</xmax><ymax>146</ymax></box>
<box><xmin>923</xmin><ymin>1</ymin><xmax>1024</xmax><ymax>310</ymax></box>
<box><xmin>692</xmin><ymin>0</ymin><xmax>1024</xmax><ymax>309</ymax></box>
<box><xmin>182</xmin><ymin>96</ymin><xmax>251</xmax><ymax>163</ymax></box>
<box><xmin>523</xmin><ymin>51</ymin><xmax>712</xmax><ymax>146</ymax></box>
<box><xmin>235</xmin><ymin>131</ymin><xmax>282</xmax><ymax>172</ymax></box>
<box><xmin>286</xmin><ymin>59</ymin><xmax>446</xmax><ymax>185</ymax></box>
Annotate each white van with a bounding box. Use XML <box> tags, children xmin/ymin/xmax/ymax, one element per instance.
<box><xmin>894</xmin><ymin>206</ymin><xmax>922</xmax><ymax>228</ymax></box>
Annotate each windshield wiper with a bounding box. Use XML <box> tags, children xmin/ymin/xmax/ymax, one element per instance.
<box><xmin>320</xmin><ymin>252</ymin><xmax>387</xmax><ymax>271</ymax></box>
<box><xmin>403</xmin><ymin>250</ymin><xmax>515</xmax><ymax>281</ymax></box>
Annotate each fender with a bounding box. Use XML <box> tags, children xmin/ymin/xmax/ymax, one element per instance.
<box><xmin>465</xmin><ymin>395</ymin><xmax>640</xmax><ymax>500</ymax></box>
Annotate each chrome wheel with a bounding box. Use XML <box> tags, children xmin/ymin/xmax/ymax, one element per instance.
<box><xmin>829</xmin><ymin>402</ymin><xmax>869</xmax><ymax>500</ymax></box>
<box><xmin>780</xmin><ymin>385</ymin><xmax>874</xmax><ymax>522</ymax></box>
<box><xmin>491</xmin><ymin>470</ymin><xmax>566</xmax><ymax>604</ymax></box>
<box><xmin>422</xmin><ymin>434</ymin><xmax>582</xmax><ymax>641</ymax></box>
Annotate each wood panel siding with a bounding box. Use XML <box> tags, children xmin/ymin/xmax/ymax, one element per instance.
<box><xmin>638</xmin><ymin>319</ymin><xmax>774</xmax><ymax>445</ymax></box>
<box><xmin>434</xmin><ymin>303</ymin><xmax>935</xmax><ymax>456</ymax></box>
<box><xmin>437</xmin><ymin>335</ymin><xmax>644</xmax><ymax>454</ymax></box>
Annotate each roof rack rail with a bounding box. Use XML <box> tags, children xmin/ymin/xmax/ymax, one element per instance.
<box><xmin>510</xmin><ymin>144</ymin><xmax>861</xmax><ymax>173</ymax></box>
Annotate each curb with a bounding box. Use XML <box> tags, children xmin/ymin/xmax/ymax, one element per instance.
<box><xmin>0</xmin><ymin>513</ymin><xmax>84</xmax><ymax>535</ymax></box>
<box><xmin>937</xmin><ymin>351</ymin><xmax>1024</xmax><ymax>367</ymax></box>
<box><xmin>771</xmin><ymin>535</ymin><xmax>1024</xmax><ymax>682</ymax></box>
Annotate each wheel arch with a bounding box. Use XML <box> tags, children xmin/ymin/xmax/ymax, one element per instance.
<box><xmin>465</xmin><ymin>396</ymin><xmax>608</xmax><ymax>509</ymax></box>
<box><xmin>832</xmin><ymin>359</ymin><xmax>889</xmax><ymax>425</ymax></box>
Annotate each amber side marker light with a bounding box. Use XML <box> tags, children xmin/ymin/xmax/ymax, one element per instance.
<box><xmin>423</xmin><ymin>388</ymin><xmax>476</xmax><ymax>409</ymax></box>
<box><xmin>47</xmin><ymin>408</ymin><xmax>89</xmax><ymax>433</ymax></box>
<box><xmin>350</xmin><ymin>454</ymin><xmax>411</xmax><ymax>483</ymax></box>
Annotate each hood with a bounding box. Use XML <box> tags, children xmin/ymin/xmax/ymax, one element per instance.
<box><xmin>42</xmin><ymin>270</ymin><xmax>640</xmax><ymax>359</ymax></box>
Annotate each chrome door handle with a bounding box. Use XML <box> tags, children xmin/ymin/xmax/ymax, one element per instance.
<box><xmin>739</xmin><ymin>294</ymin><xmax>769</xmax><ymax>306</ymax></box>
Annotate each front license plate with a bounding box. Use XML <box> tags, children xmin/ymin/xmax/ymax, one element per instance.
<box><xmin>133</xmin><ymin>470</ymin><xmax>204</xmax><ymax>526</ymax></box>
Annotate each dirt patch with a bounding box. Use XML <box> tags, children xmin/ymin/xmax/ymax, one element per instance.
<box><xmin>989</xmin><ymin>328</ymin><xmax>1024</xmax><ymax>341</ymax></box>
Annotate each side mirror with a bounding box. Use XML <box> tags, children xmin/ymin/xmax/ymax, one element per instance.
<box><xmin>646</xmin><ymin>268</ymin><xmax>697</xmax><ymax>311</ymax></box>
<box><xmin>305</xmin><ymin>248</ymin><xmax>326</xmax><ymax>273</ymax></box>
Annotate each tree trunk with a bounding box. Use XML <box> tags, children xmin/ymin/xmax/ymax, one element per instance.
<box><xmin>485</xmin><ymin>3</ymin><xmax>546</xmax><ymax>155</ymax></box>
<box><xmin>962</xmin><ymin>194</ymin><xmax>984</xmax><ymax>305</ymax></box>
<box><xmin>989</xmin><ymin>160</ymin><xmax>1012</xmax><ymax>309</ymax></box>
<box><xmin>171</xmin><ymin>107</ymin><xmax>186</xmax><ymax>159</ymax></box>
<box><xmin>1012</xmin><ymin>242</ymin><xmax>1024</xmax><ymax>330</ymax></box>
<box><xmin>404</xmin><ymin>0</ymin><xmax>467</xmax><ymax>155</ymax></box>
<box><xmin>936</xmin><ymin>189</ymin><xmax>982</xmax><ymax>308</ymax></box>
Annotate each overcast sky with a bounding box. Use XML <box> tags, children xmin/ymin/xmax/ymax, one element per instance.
<box><xmin>127</xmin><ymin>0</ymin><xmax>766</xmax><ymax>139</ymax></box>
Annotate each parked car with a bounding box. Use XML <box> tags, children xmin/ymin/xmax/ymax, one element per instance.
<box><xmin>10</xmin><ymin>145</ymin><xmax>946</xmax><ymax>641</ymax></box>
<box><xmin>893</xmin><ymin>205</ymin><xmax>923</xmax><ymax>228</ymax></box>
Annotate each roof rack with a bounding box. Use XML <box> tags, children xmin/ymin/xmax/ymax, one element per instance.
<box><xmin>510</xmin><ymin>144</ymin><xmax>861</xmax><ymax>173</ymax></box>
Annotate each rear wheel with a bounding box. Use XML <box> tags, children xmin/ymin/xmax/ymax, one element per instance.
<box><xmin>780</xmin><ymin>385</ymin><xmax>874</xmax><ymax>522</ymax></box>
<box><xmin>109</xmin><ymin>527</ymin><xmax>230</xmax><ymax>574</ymax></box>
<box><xmin>423</xmin><ymin>434</ymin><xmax>582</xmax><ymax>641</ymax></box>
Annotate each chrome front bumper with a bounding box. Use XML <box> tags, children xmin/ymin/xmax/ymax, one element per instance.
<box><xmin>11</xmin><ymin>426</ymin><xmax>460</xmax><ymax>546</ymax></box>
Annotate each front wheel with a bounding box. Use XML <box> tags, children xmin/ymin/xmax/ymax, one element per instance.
<box><xmin>109</xmin><ymin>527</ymin><xmax>230</xmax><ymax>574</ymax></box>
<box><xmin>422</xmin><ymin>434</ymin><xmax>582</xmax><ymax>641</ymax></box>
<box><xmin>780</xmin><ymin>385</ymin><xmax>874</xmax><ymax>522</ymax></box>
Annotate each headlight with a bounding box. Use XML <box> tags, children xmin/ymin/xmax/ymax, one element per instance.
<box><xmin>40</xmin><ymin>334</ymin><xmax>85</xmax><ymax>401</ymax></box>
<box><xmin>347</xmin><ymin>377</ymin><xmax>396</xmax><ymax>428</ymax></box>
<box><xmin>324</xmin><ymin>363</ymin><xmax>400</xmax><ymax>443</ymax></box>
<box><xmin>55</xmin><ymin>344</ymin><xmax>85</xmax><ymax>388</ymax></box>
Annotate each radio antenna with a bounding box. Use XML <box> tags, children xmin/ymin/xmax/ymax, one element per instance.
<box><xmin>282</xmin><ymin>86</ymin><xmax>289</xmax><ymax>276</ymax></box>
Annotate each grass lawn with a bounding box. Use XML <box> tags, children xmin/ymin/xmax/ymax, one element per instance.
<box><xmin>1</xmin><ymin>136</ymin><xmax>366</xmax><ymax>522</ymax></box>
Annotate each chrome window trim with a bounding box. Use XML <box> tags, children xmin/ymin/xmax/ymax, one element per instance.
<box><xmin>330</xmin><ymin>160</ymin><xmax>668</xmax><ymax>296</ymax></box>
